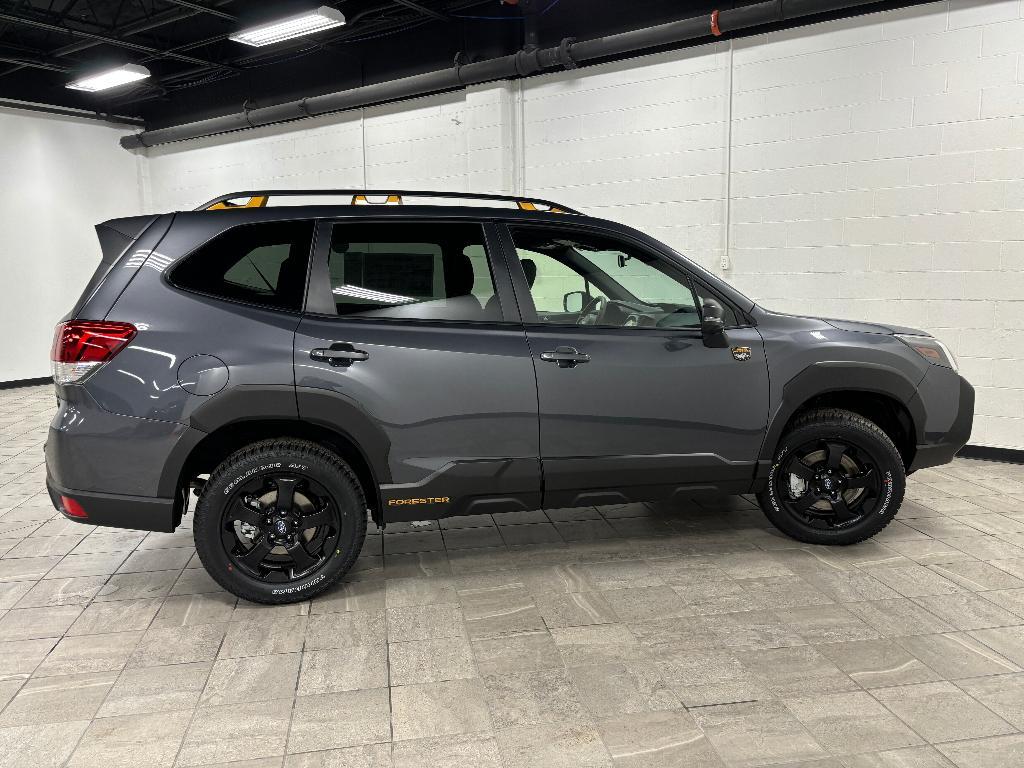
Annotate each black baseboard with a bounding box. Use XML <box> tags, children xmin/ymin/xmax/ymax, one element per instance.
<box><xmin>958</xmin><ymin>445</ymin><xmax>1024</xmax><ymax>465</ymax></box>
<box><xmin>0</xmin><ymin>376</ymin><xmax>51</xmax><ymax>390</ymax></box>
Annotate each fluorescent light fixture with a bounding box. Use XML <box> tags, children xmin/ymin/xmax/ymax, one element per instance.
<box><xmin>230</xmin><ymin>6</ymin><xmax>346</xmax><ymax>47</ymax></box>
<box><xmin>66</xmin><ymin>64</ymin><xmax>150</xmax><ymax>92</ymax></box>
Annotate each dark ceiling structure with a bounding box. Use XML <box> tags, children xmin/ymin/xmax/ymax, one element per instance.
<box><xmin>0</xmin><ymin>0</ymin><xmax>923</xmax><ymax>134</ymax></box>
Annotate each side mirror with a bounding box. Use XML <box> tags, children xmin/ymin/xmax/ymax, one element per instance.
<box><xmin>701</xmin><ymin>299</ymin><xmax>729</xmax><ymax>348</ymax></box>
<box><xmin>563</xmin><ymin>291</ymin><xmax>587</xmax><ymax>313</ymax></box>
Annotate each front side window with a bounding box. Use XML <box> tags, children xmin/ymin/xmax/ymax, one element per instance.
<box><xmin>509</xmin><ymin>227</ymin><xmax>703</xmax><ymax>329</ymax></box>
<box><xmin>325</xmin><ymin>222</ymin><xmax>499</xmax><ymax>321</ymax></box>
<box><xmin>170</xmin><ymin>220</ymin><xmax>314</xmax><ymax>311</ymax></box>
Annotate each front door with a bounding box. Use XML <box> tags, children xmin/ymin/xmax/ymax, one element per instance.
<box><xmin>500</xmin><ymin>223</ymin><xmax>769</xmax><ymax>508</ymax></box>
<box><xmin>295</xmin><ymin>219</ymin><xmax>541</xmax><ymax>521</ymax></box>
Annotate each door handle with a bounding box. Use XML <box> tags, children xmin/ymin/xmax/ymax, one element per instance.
<box><xmin>310</xmin><ymin>343</ymin><xmax>369</xmax><ymax>366</ymax></box>
<box><xmin>539</xmin><ymin>346</ymin><xmax>590</xmax><ymax>368</ymax></box>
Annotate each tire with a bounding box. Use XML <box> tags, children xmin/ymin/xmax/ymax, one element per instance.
<box><xmin>757</xmin><ymin>408</ymin><xmax>905</xmax><ymax>545</ymax></box>
<box><xmin>194</xmin><ymin>438</ymin><xmax>367</xmax><ymax>604</ymax></box>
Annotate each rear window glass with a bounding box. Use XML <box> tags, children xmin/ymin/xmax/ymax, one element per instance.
<box><xmin>170</xmin><ymin>221</ymin><xmax>314</xmax><ymax>311</ymax></box>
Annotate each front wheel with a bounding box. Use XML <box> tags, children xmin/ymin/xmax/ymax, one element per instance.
<box><xmin>194</xmin><ymin>439</ymin><xmax>367</xmax><ymax>604</ymax></box>
<box><xmin>757</xmin><ymin>408</ymin><xmax>905</xmax><ymax>545</ymax></box>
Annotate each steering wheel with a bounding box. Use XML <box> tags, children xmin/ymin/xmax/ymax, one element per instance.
<box><xmin>576</xmin><ymin>295</ymin><xmax>607</xmax><ymax>325</ymax></box>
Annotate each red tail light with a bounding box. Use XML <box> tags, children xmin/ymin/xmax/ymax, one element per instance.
<box><xmin>51</xmin><ymin>320</ymin><xmax>137</xmax><ymax>385</ymax></box>
<box><xmin>60</xmin><ymin>496</ymin><xmax>88</xmax><ymax>519</ymax></box>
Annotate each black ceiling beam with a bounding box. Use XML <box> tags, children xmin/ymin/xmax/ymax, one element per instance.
<box><xmin>391</xmin><ymin>0</ymin><xmax>450</xmax><ymax>22</ymax></box>
<box><xmin>0</xmin><ymin>8</ymin><xmax>239</xmax><ymax>71</ymax></box>
<box><xmin>0</xmin><ymin>54</ymin><xmax>72</xmax><ymax>72</ymax></box>
<box><xmin>0</xmin><ymin>2</ymin><xmax>235</xmax><ymax>79</ymax></box>
<box><xmin>111</xmin><ymin>0</ymin><xmax>492</xmax><ymax>106</ymax></box>
<box><xmin>0</xmin><ymin>39</ymin><xmax>78</xmax><ymax>72</ymax></box>
<box><xmin>122</xmin><ymin>2</ymin><xmax>441</xmax><ymax>90</ymax></box>
<box><xmin>160</xmin><ymin>0</ymin><xmax>236</xmax><ymax>22</ymax></box>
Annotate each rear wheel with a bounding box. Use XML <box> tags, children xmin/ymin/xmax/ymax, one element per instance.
<box><xmin>194</xmin><ymin>439</ymin><xmax>367</xmax><ymax>604</ymax></box>
<box><xmin>757</xmin><ymin>408</ymin><xmax>905</xmax><ymax>545</ymax></box>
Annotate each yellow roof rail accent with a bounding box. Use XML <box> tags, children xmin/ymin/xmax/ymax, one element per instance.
<box><xmin>205</xmin><ymin>195</ymin><xmax>268</xmax><ymax>210</ymax></box>
<box><xmin>517</xmin><ymin>200</ymin><xmax>568</xmax><ymax>213</ymax></box>
<box><xmin>195</xmin><ymin>190</ymin><xmax>581</xmax><ymax>214</ymax></box>
<box><xmin>351</xmin><ymin>194</ymin><xmax>403</xmax><ymax>205</ymax></box>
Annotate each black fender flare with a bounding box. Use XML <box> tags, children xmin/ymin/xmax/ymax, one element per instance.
<box><xmin>758</xmin><ymin>361</ymin><xmax>926</xmax><ymax>466</ymax></box>
<box><xmin>158</xmin><ymin>384</ymin><xmax>299</xmax><ymax>497</ymax></box>
<box><xmin>157</xmin><ymin>384</ymin><xmax>392</xmax><ymax>497</ymax></box>
<box><xmin>294</xmin><ymin>386</ymin><xmax>392</xmax><ymax>483</ymax></box>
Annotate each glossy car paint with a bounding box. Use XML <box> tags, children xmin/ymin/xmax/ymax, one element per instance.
<box><xmin>44</xmin><ymin>204</ymin><xmax>974</xmax><ymax>534</ymax></box>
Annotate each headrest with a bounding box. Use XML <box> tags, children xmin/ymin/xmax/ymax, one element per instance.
<box><xmin>444</xmin><ymin>251</ymin><xmax>475</xmax><ymax>298</ymax></box>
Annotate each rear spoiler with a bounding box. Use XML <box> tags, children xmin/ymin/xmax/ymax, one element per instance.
<box><xmin>96</xmin><ymin>215</ymin><xmax>160</xmax><ymax>263</ymax></box>
<box><xmin>70</xmin><ymin>214</ymin><xmax>166</xmax><ymax>320</ymax></box>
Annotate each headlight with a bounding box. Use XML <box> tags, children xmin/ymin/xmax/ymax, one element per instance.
<box><xmin>895</xmin><ymin>334</ymin><xmax>958</xmax><ymax>371</ymax></box>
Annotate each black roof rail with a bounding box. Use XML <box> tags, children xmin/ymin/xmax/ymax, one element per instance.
<box><xmin>195</xmin><ymin>189</ymin><xmax>580</xmax><ymax>215</ymax></box>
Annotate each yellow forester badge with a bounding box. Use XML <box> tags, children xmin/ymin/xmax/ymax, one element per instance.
<box><xmin>731</xmin><ymin>346</ymin><xmax>751</xmax><ymax>361</ymax></box>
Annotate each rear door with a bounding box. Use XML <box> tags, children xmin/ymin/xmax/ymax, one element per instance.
<box><xmin>499</xmin><ymin>222</ymin><xmax>770</xmax><ymax>507</ymax></box>
<box><xmin>295</xmin><ymin>218</ymin><xmax>541</xmax><ymax>521</ymax></box>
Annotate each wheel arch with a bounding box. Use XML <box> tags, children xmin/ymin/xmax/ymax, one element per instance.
<box><xmin>163</xmin><ymin>418</ymin><xmax>383</xmax><ymax>525</ymax></box>
<box><xmin>760</xmin><ymin>362</ymin><xmax>925</xmax><ymax>472</ymax></box>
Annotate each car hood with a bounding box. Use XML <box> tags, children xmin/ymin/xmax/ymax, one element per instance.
<box><xmin>819</xmin><ymin>317</ymin><xmax>929</xmax><ymax>336</ymax></box>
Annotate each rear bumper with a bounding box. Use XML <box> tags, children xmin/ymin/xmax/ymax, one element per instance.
<box><xmin>47</xmin><ymin>477</ymin><xmax>178</xmax><ymax>532</ymax></box>
<box><xmin>44</xmin><ymin>383</ymin><xmax>189</xmax><ymax>532</ymax></box>
<box><xmin>909</xmin><ymin>374</ymin><xmax>974</xmax><ymax>472</ymax></box>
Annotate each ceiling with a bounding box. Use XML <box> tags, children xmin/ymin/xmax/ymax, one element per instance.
<box><xmin>0</xmin><ymin>0</ymin><xmax>734</xmax><ymax>130</ymax></box>
<box><xmin>0</xmin><ymin>1</ymin><xmax>921</xmax><ymax>132</ymax></box>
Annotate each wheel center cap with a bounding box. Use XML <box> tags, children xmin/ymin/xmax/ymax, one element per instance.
<box><xmin>275</xmin><ymin>519</ymin><xmax>289</xmax><ymax>536</ymax></box>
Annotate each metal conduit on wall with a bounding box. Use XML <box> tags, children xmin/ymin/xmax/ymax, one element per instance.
<box><xmin>120</xmin><ymin>0</ymin><xmax>881</xmax><ymax>150</ymax></box>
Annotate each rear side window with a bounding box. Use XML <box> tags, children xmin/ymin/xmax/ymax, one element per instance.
<box><xmin>324</xmin><ymin>222</ymin><xmax>499</xmax><ymax>321</ymax></box>
<box><xmin>170</xmin><ymin>221</ymin><xmax>314</xmax><ymax>311</ymax></box>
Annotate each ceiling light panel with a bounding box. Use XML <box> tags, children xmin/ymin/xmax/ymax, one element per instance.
<box><xmin>230</xmin><ymin>6</ymin><xmax>346</xmax><ymax>47</ymax></box>
<box><xmin>66</xmin><ymin>64</ymin><xmax>150</xmax><ymax>92</ymax></box>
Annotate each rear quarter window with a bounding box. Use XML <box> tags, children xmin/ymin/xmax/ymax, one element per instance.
<box><xmin>169</xmin><ymin>220</ymin><xmax>314</xmax><ymax>311</ymax></box>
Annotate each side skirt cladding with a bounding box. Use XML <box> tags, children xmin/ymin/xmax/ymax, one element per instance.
<box><xmin>381</xmin><ymin>458</ymin><xmax>542</xmax><ymax>522</ymax></box>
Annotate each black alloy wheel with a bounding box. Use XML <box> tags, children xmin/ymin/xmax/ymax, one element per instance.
<box><xmin>778</xmin><ymin>438</ymin><xmax>882</xmax><ymax>529</ymax></box>
<box><xmin>222</xmin><ymin>473</ymin><xmax>340</xmax><ymax>582</ymax></box>
<box><xmin>194</xmin><ymin>439</ymin><xmax>367</xmax><ymax>604</ymax></box>
<box><xmin>758</xmin><ymin>408</ymin><xmax>905</xmax><ymax>545</ymax></box>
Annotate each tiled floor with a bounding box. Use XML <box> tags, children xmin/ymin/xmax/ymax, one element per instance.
<box><xmin>2</xmin><ymin>384</ymin><xmax>1024</xmax><ymax>768</ymax></box>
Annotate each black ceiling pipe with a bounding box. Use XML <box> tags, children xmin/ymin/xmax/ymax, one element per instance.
<box><xmin>121</xmin><ymin>0</ymin><xmax>881</xmax><ymax>150</ymax></box>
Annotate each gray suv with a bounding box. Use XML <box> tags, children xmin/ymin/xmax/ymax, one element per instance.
<box><xmin>46</xmin><ymin>190</ymin><xmax>973</xmax><ymax>603</ymax></box>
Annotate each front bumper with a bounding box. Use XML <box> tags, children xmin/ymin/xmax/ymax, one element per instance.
<box><xmin>908</xmin><ymin>374</ymin><xmax>974</xmax><ymax>472</ymax></box>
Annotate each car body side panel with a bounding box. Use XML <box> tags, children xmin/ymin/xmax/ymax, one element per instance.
<box><xmin>525</xmin><ymin>325</ymin><xmax>770</xmax><ymax>505</ymax></box>
<box><xmin>294</xmin><ymin>319</ymin><xmax>542</xmax><ymax>521</ymax></box>
<box><xmin>47</xmin><ymin>384</ymin><xmax>190</xmax><ymax>497</ymax></box>
<box><xmin>751</xmin><ymin>308</ymin><xmax>963</xmax><ymax>475</ymax></box>
<box><xmin>89</xmin><ymin>267</ymin><xmax>302</xmax><ymax>425</ymax></box>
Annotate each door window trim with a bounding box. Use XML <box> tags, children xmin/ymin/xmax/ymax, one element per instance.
<box><xmin>495</xmin><ymin>220</ymin><xmax>750</xmax><ymax>331</ymax></box>
<box><xmin>304</xmin><ymin>217</ymin><xmax>521</xmax><ymax>325</ymax></box>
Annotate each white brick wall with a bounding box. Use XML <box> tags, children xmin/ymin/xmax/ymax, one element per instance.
<box><xmin>142</xmin><ymin>0</ymin><xmax>1024</xmax><ymax>449</ymax></box>
<box><xmin>721</xmin><ymin>0</ymin><xmax>1024</xmax><ymax>450</ymax></box>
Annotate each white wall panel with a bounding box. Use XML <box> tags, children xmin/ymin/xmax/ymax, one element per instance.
<box><xmin>0</xmin><ymin>108</ymin><xmax>141</xmax><ymax>382</ymax></box>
